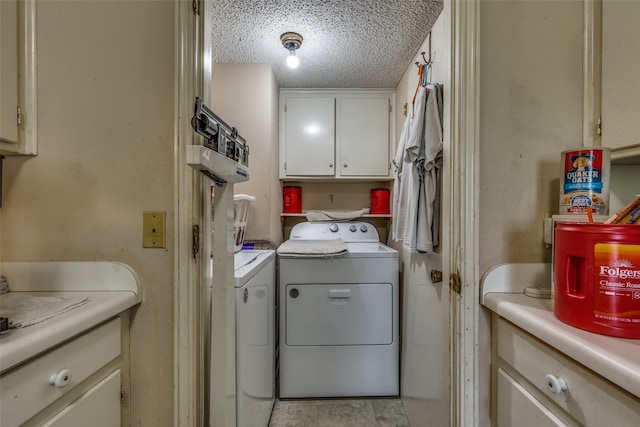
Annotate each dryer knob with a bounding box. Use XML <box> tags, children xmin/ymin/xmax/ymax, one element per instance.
<box><xmin>329</xmin><ymin>224</ymin><xmax>339</xmax><ymax>232</ymax></box>
<box><xmin>349</xmin><ymin>225</ymin><xmax>357</xmax><ymax>232</ymax></box>
<box><xmin>289</xmin><ymin>288</ymin><xmax>299</xmax><ymax>298</ymax></box>
<box><xmin>360</xmin><ymin>225</ymin><xmax>368</xmax><ymax>232</ymax></box>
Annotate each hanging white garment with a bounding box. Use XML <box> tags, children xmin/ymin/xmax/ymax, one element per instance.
<box><xmin>392</xmin><ymin>86</ymin><xmax>427</xmax><ymax>251</ymax></box>
<box><xmin>415</xmin><ymin>85</ymin><xmax>444</xmax><ymax>253</ymax></box>
<box><xmin>391</xmin><ymin>117</ymin><xmax>410</xmax><ymax>242</ymax></box>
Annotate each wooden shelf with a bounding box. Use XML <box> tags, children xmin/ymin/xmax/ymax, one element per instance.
<box><xmin>280</xmin><ymin>213</ymin><xmax>392</xmax><ymax>219</ymax></box>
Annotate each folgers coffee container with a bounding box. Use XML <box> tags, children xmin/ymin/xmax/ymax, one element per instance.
<box><xmin>283</xmin><ymin>186</ymin><xmax>302</xmax><ymax>213</ymax></box>
<box><xmin>554</xmin><ymin>222</ymin><xmax>640</xmax><ymax>338</ymax></box>
<box><xmin>370</xmin><ymin>188</ymin><xmax>390</xmax><ymax>214</ymax></box>
<box><xmin>559</xmin><ymin>147</ymin><xmax>611</xmax><ymax>215</ymax></box>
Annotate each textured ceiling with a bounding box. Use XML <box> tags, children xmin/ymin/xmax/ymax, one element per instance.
<box><xmin>209</xmin><ymin>0</ymin><xmax>444</xmax><ymax>88</ymax></box>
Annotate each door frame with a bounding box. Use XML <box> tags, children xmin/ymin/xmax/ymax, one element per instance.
<box><xmin>174</xmin><ymin>0</ymin><xmax>483</xmax><ymax>425</ymax></box>
<box><xmin>449</xmin><ymin>0</ymin><xmax>481</xmax><ymax>426</ymax></box>
<box><xmin>174</xmin><ymin>0</ymin><xmax>205</xmax><ymax>425</ymax></box>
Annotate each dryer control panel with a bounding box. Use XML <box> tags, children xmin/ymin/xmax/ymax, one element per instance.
<box><xmin>289</xmin><ymin>221</ymin><xmax>379</xmax><ymax>243</ymax></box>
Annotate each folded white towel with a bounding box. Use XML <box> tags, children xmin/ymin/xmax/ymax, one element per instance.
<box><xmin>0</xmin><ymin>293</ymin><xmax>90</xmax><ymax>328</ymax></box>
<box><xmin>305</xmin><ymin>208</ymin><xmax>370</xmax><ymax>222</ymax></box>
<box><xmin>277</xmin><ymin>238</ymin><xmax>349</xmax><ymax>257</ymax></box>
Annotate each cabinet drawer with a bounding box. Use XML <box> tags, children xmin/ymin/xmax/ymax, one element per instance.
<box><xmin>497</xmin><ymin>318</ymin><xmax>640</xmax><ymax>426</ymax></box>
<box><xmin>42</xmin><ymin>369</ymin><xmax>121</xmax><ymax>427</ymax></box>
<box><xmin>0</xmin><ymin>318</ymin><xmax>121</xmax><ymax>426</ymax></box>
<box><xmin>496</xmin><ymin>368</ymin><xmax>568</xmax><ymax>427</ymax></box>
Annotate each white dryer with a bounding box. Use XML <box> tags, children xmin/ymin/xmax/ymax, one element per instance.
<box><xmin>277</xmin><ymin>221</ymin><xmax>399</xmax><ymax>398</ymax></box>
<box><xmin>234</xmin><ymin>250</ymin><xmax>275</xmax><ymax>427</ymax></box>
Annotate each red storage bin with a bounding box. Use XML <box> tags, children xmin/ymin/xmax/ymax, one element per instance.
<box><xmin>370</xmin><ymin>188</ymin><xmax>390</xmax><ymax>214</ymax></box>
<box><xmin>554</xmin><ymin>222</ymin><xmax>640</xmax><ymax>338</ymax></box>
<box><xmin>283</xmin><ymin>186</ymin><xmax>302</xmax><ymax>213</ymax></box>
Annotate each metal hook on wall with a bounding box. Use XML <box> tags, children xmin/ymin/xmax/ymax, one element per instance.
<box><xmin>415</xmin><ymin>31</ymin><xmax>434</xmax><ymax>68</ymax></box>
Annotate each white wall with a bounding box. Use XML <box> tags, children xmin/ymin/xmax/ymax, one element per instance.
<box><xmin>0</xmin><ymin>2</ymin><xmax>175</xmax><ymax>425</ymax></box>
<box><xmin>211</xmin><ymin>63</ymin><xmax>282</xmax><ymax>245</ymax></box>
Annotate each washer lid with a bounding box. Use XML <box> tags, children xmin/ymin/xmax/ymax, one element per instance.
<box><xmin>234</xmin><ymin>250</ymin><xmax>274</xmax><ymax>287</ymax></box>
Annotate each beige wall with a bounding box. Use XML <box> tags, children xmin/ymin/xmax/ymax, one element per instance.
<box><xmin>0</xmin><ymin>1</ymin><xmax>175</xmax><ymax>425</ymax></box>
<box><xmin>211</xmin><ymin>63</ymin><xmax>283</xmax><ymax>245</ymax></box>
<box><xmin>479</xmin><ymin>0</ymin><xmax>585</xmax><ymax>274</ymax></box>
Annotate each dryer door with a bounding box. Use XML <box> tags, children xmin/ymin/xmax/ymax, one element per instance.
<box><xmin>285</xmin><ymin>283</ymin><xmax>393</xmax><ymax>346</ymax></box>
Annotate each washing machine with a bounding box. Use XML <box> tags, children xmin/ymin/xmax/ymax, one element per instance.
<box><xmin>277</xmin><ymin>221</ymin><xmax>399</xmax><ymax>398</ymax></box>
<box><xmin>234</xmin><ymin>250</ymin><xmax>276</xmax><ymax>427</ymax></box>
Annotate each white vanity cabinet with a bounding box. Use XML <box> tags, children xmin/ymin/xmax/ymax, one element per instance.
<box><xmin>0</xmin><ymin>316</ymin><xmax>126</xmax><ymax>427</ymax></box>
<box><xmin>279</xmin><ymin>90</ymin><xmax>394</xmax><ymax>180</ymax></box>
<box><xmin>492</xmin><ymin>316</ymin><xmax>640</xmax><ymax>427</ymax></box>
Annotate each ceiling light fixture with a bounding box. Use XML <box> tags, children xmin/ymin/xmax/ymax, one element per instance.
<box><xmin>280</xmin><ymin>32</ymin><xmax>303</xmax><ymax>69</ymax></box>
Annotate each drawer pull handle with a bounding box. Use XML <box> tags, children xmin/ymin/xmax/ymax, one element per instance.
<box><xmin>49</xmin><ymin>369</ymin><xmax>72</xmax><ymax>388</ymax></box>
<box><xmin>545</xmin><ymin>374</ymin><xmax>567</xmax><ymax>395</ymax></box>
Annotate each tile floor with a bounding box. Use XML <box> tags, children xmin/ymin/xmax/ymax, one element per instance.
<box><xmin>268</xmin><ymin>398</ymin><xmax>410</xmax><ymax>427</ymax></box>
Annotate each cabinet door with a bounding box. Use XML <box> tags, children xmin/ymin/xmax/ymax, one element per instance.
<box><xmin>0</xmin><ymin>0</ymin><xmax>36</xmax><ymax>155</ymax></box>
<box><xmin>284</xmin><ymin>97</ymin><xmax>335</xmax><ymax>176</ymax></box>
<box><xmin>496</xmin><ymin>368</ymin><xmax>568</xmax><ymax>427</ymax></box>
<box><xmin>601</xmin><ymin>1</ymin><xmax>640</xmax><ymax>150</ymax></box>
<box><xmin>0</xmin><ymin>0</ymin><xmax>19</xmax><ymax>145</ymax></box>
<box><xmin>337</xmin><ymin>96</ymin><xmax>390</xmax><ymax>177</ymax></box>
<box><xmin>42</xmin><ymin>370</ymin><xmax>121</xmax><ymax>427</ymax></box>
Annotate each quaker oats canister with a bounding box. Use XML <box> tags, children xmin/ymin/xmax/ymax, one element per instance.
<box><xmin>559</xmin><ymin>147</ymin><xmax>611</xmax><ymax>215</ymax></box>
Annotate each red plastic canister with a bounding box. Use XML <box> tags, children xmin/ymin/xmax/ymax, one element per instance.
<box><xmin>283</xmin><ymin>186</ymin><xmax>302</xmax><ymax>213</ymax></box>
<box><xmin>370</xmin><ymin>188</ymin><xmax>390</xmax><ymax>214</ymax></box>
<box><xmin>554</xmin><ymin>222</ymin><xmax>640</xmax><ymax>339</ymax></box>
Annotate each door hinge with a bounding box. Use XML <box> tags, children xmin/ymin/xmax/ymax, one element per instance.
<box><xmin>388</xmin><ymin>101</ymin><xmax>392</xmax><ymax>113</ymax></box>
<box><xmin>120</xmin><ymin>386</ymin><xmax>125</xmax><ymax>404</ymax></box>
<box><xmin>192</xmin><ymin>0</ymin><xmax>200</xmax><ymax>15</ymax></box>
<box><xmin>17</xmin><ymin>107</ymin><xmax>22</xmax><ymax>126</ymax></box>
<box><xmin>284</xmin><ymin>103</ymin><xmax>287</xmax><ymax>113</ymax></box>
<box><xmin>450</xmin><ymin>271</ymin><xmax>462</xmax><ymax>294</ymax></box>
<box><xmin>597</xmin><ymin>117</ymin><xmax>602</xmax><ymax>136</ymax></box>
<box><xmin>430</xmin><ymin>270</ymin><xmax>443</xmax><ymax>283</ymax></box>
<box><xmin>192</xmin><ymin>224</ymin><xmax>200</xmax><ymax>259</ymax></box>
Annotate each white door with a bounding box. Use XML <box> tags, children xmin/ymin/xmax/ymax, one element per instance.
<box><xmin>285</xmin><ymin>283</ymin><xmax>393</xmax><ymax>346</ymax></box>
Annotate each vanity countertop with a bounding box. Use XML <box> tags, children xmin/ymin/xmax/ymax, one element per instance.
<box><xmin>0</xmin><ymin>291</ymin><xmax>138</xmax><ymax>373</ymax></box>
<box><xmin>482</xmin><ymin>263</ymin><xmax>640</xmax><ymax>400</ymax></box>
<box><xmin>0</xmin><ymin>261</ymin><xmax>141</xmax><ymax>373</ymax></box>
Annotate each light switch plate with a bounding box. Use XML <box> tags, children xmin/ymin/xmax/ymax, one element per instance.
<box><xmin>143</xmin><ymin>211</ymin><xmax>166</xmax><ymax>248</ymax></box>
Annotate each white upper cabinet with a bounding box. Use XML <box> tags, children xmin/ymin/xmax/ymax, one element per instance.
<box><xmin>283</xmin><ymin>96</ymin><xmax>336</xmax><ymax>176</ymax></box>
<box><xmin>337</xmin><ymin>95</ymin><xmax>391</xmax><ymax>177</ymax></box>
<box><xmin>601</xmin><ymin>0</ymin><xmax>640</xmax><ymax>153</ymax></box>
<box><xmin>1</xmin><ymin>0</ymin><xmax>19</xmax><ymax>145</ymax></box>
<box><xmin>0</xmin><ymin>0</ymin><xmax>37</xmax><ymax>156</ymax></box>
<box><xmin>280</xmin><ymin>90</ymin><xmax>394</xmax><ymax>180</ymax></box>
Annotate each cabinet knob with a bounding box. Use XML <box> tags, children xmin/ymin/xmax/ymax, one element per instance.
<box><xmin>343</xmin><ymin>163</ymin><xmax>348</xmax><ymax>168</ymax></box>
<box><xmin>545</xmin><ymin>374</ymin><xmax>567</xmax><ymax>395</ymax></box>
<box><xmin>49</xmin><ymin>368</ymin><xmax>72</xmax><ymax>388</ymax></box>
<box><xmin>328</xmin><ymin>162</ymin><xmax>333</xmax><ymax>168</ymax></box>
